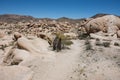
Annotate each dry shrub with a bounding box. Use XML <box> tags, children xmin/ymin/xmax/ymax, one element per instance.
<box><xmin>95</xmin><ymin>38</ymin><xmax>102</xmax><ymax>46</ymax></box>
<box><xmin>102</xmin><ymin>42</ymin><xmax>110</xmax><ymax>47</ymax></box>
<box><xmin>95</xmin><ymin>38</ymin><xmax>110</xmax><ymax>47</ymax></box>
<box><xmin>85</xmin><ymin>39</ymin><xmax>92</xmax><ymax>50</ymax></box>
<box><xmin>114</xmin><ymin>42</ymin><xmax>120</xmax><ymax>46</ymax></box>
<box><xmin>78</xmin><ymin>32</ymin><xmax>88</xmax><ymax>39</ymax></box>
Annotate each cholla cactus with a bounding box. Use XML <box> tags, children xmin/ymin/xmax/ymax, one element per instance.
<box><xmin>53</xmin><ymin>32</ymin><xmax>73</xmax><ymax>52</ymax></box>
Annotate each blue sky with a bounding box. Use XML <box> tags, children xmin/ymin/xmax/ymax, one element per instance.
<box><xmin>0</xmin><ymin>0</ymin><xmax>120</xmax><ymax>19</ymax></box>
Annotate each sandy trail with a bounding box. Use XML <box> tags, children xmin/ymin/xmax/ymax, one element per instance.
<box><xmin>20</xmin><ymin>39</ymin><xmax>120</xmax><ymax>80</ymax></box>
<box><xmin>21</xmin><ymin>40</ymin><xmax>83</xmax><ymax>80</ymax></box>
<box><xmin>41</xmin><ymin>40</ymin><xmax>82</xmax><ymax>80</ymax></box>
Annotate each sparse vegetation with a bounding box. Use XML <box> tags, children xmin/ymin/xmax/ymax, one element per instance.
<box><xmin>95</xmin><ymin>39</ymin><xmax>110</xmax><ymax>47</ymax></box>
<box><xmin>114</xmin><ymin>42</ymin><xmax>120</xmax><ymax>46</ymax></box>
<box><xmin>7</xmin><ymin>31</ymin><xmax>12</xmax><ymax>35</ymax></box>
<box><xmin>95</xmin><ymin>38</ymin><xmax>102</xmax><ymax>46</ymax></box>
<box><xmin>78</xmin><ymin>31</ymin><xmax>88</xmax><ymax>39</ymax></box>
<box><xmin>79</xmin><ymin>68</ymin><xmax>85</xmax><ymax>75</ymax></box>
<box><xmin>0</xmin><ymin>45</ymin><xmax>8</xmax><ymax>50</ymax></box>
<box><xmin>85</xmin><ymin>39</ymin><xmax>92</xmax><ymax>50</ymax></box>
<box><xmin>53</xmin><ymin>32</ymin><xmax>73</xmax><ymax>52</ymax></box>
<box><xmin>102</xmin><ymin>42</ymin><xmax>110</xmax><ymax>47</ymax></box>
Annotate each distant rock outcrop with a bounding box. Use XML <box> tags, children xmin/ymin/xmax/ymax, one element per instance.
<box><xmin>0</xmin><ymin>14</ymin><xmax>38</xmax><ymax>23</ymax></box>
<box><xmin>0</xmin><ymin>14</ymin><xmax>120</xmax><ymax>39</ymax></box>
<box><xmin>85</xmin><ymin>15</ymin><xmax>120</xmax><ymax>35</ymax></box>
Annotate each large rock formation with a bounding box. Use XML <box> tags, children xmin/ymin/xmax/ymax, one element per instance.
<box><xmin>3</xmin><ymin>48</ymin><xmax>31</xmax><ymax>65</ymax></box>
<box><xmin>2</xmin><ymin>32</ymin><xmax>51</xmax><ymax>66</ymax></box>
<box><xmin>85</xmin><ymin>15</ymin><xmax>120</xmax><ymax>34</ymax></box>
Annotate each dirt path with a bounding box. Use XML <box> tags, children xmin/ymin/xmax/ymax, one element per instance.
<box><xmin>23</xmin><ymin>40</ymin><xmax>83</xmax><ymax>80</ymax></box>
<box><xmin>20</xmin><ymin>39</ymin><xmax>120</xmax><ymax>80</ymax></box>
<box><xmin>41</xmin><ymin>40</ymin><xmax>82</xmax><ymax>80</ymax></box>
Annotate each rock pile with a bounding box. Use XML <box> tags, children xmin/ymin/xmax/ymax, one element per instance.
<box><xmin>0</xmin><ymin>32</ymin><xmax>51</xmax><ymax>80</ymax></box>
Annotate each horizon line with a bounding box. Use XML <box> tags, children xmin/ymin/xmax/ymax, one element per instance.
<box><xmin>0</xmin><ymin>13</ymin><xmax>119</xmax><ymax>19</ymax></box>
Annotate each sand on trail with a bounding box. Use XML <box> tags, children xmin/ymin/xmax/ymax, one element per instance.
<box><xmin>18</xmin><ymin>40</ymin><xmax>120</xmax><ymax>80</ymax></box>
<box><xmin>19</xmin><ymin>40</ymin><xmax>82</xmax><ymax>80</ymax></box>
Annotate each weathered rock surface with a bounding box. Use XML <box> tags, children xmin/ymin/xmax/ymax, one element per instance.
<box><xmin>17</xmin><ymin>37</ymin><xmax>40</xmax><ymax>54</ymax></box>
<box><xmin>85</xmin><ymin>15</ymin><xmax>120</xmax><ymax>34</ymax></box>
<box><xmin>0</xmin><ymin>66</ymin><xmax>33</xmax><ymax>80</ymax></box>
<box><xmin>0</xmin><ymin>30</ymin><xmax>5</xmax><ymax>38</ymax></box>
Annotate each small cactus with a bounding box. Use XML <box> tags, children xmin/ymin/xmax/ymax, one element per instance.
<box><xmin>53</xmin><ymin>32</ymin><xmax>73</xmax><ymax>52</ymax></box>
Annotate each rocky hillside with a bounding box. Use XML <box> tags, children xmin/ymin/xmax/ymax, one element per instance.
<box><xmin>0</xmin><ymin>13</ymin><xmax>120</xmax><ymax>39</ymax></box>
<box><xmin>0</xmin><ymin>14</ymin><xmax>83</xmax><ymax>38</ymax></box>
<box><xmin>0</xmin><ymin>14</ymin><xmax>105</xmax><ymax>35</ymax></box>
<box><xmin>0</xmin><ymin>14</ymin><xmax>82</xmax><ymax>24</ymax></box>
<box><xmin>0</xmin><ymin>14</ymin><xmax>38</xmax><ymax>23</ymax></box>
